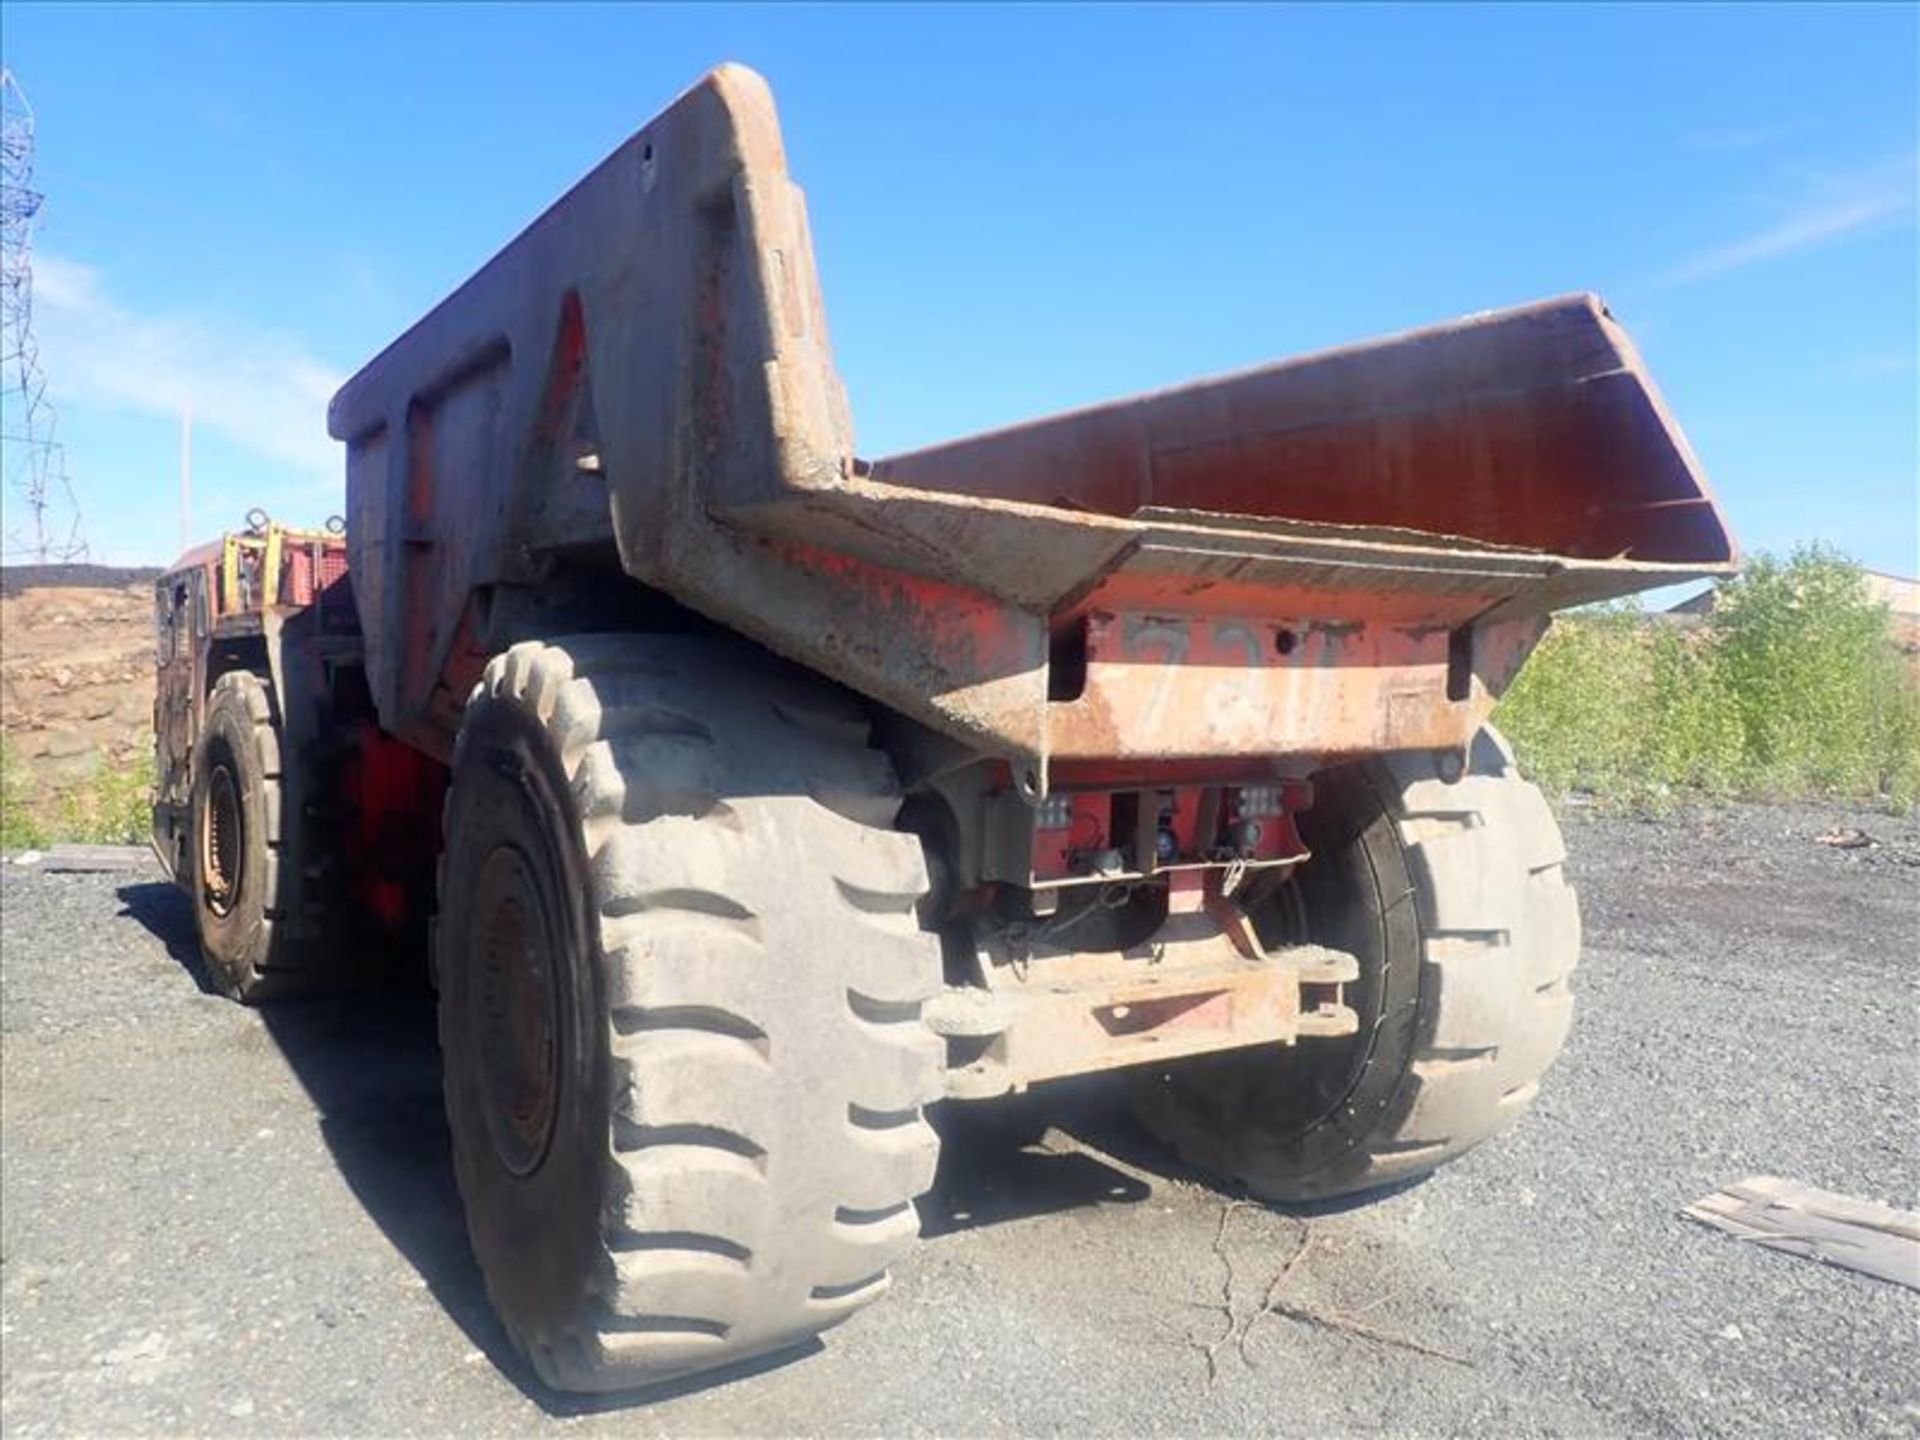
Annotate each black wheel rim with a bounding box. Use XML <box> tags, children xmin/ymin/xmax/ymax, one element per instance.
<box><xmin>1244</xmin><ymin>862</ymin><xmax>1375</xmax><ymax>1136</ymax></box>
<box><xmin>202</xmin><ymin>760</ymin><xmax>243</xmax><ymax>917</ymax></box>
<box><xmin>1153</xmin><ymin>766</ymin><xmax>1410</xmax><ymax>1151</ymax></box>
<box><xmin>472</xmin><ymin>844</ymin><xmax>563</xmax><ymax>1178</ymax></box>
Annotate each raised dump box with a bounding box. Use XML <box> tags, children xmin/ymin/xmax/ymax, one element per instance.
<box><xmin>328</xmin><ymin>65</ymin><xmax>1731</xmax><ymax>782</ymax></box>
<box><xmin>140</xmin><ymin>63</ymin><xmax>1746</xmax><ymax>1395</ymax></box>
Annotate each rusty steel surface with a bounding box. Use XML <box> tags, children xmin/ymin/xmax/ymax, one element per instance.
<box><xmin>328</xmin><ymin>65</ymin><xmax>861</xmax><ymax>757</ymax></box>
<box><xmin>934</xmin><ymin>949</ymin><xmax>1301</xmax><ymax>1099</ymax></box>
<box><xmin>931</xmin><ymin>911</ymin><xmax>1364</xmax><ymax>1099</ymax></box>
<box><xmin>151</xmin><ymin>565</ymin><xmax>209</xmax><ymax>875</ymax></box>
<box><xmin>330</xmin><ymin>65</ymin><xmax>1736</xmax><ymax>782</ymax></box>
<box><xmin>150</xmin><ymin>524</ymin><xmax>354</xmax><ymax>882</ymax></box>
<box><xmin>1047</xmin><ymin>610</ymin><xmax>1544</xmax><ymax>762</ymax></box>
<box><xmin>935</xmin><ymin>869</ymin><xmax>1366</xmax><ymax>1098</ymax></box>
<box><xmin>866</xmin><ymin>295</ymin><xmax>1734</xmax><ymax>573</ymax></box>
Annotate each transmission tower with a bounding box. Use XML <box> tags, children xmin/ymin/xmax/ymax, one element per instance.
<box><xmin>1</xmin><ymin>68</ymin><xmax>87</xmax><ymax>563</ymax></box>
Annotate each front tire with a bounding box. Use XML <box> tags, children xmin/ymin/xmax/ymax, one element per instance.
<box><xmin>190</xmin><ymin>670</ymin><xmax>308</xmax><ymax>1001</ymax></box>
<box><xmin>1133</xmin><ymin>727</ymin><xmax>1579</xmax><ymax>1201</ymax></box>
<box><xmin>436</xmin><ymin>636</ymin><xmax>945</xmax><ymax>1393</ymax></box>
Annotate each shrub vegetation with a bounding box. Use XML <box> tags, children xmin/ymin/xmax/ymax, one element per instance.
<box><xmin>1496</xmin><ymin>547</ymin><xmax>1920</xmax><ymax>809</ymax></box>
<box><xmin>0</xmin><ymin>743</ymin><xmax>154</xmax><ymax>850</ymax></box>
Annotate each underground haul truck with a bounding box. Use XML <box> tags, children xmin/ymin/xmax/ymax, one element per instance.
<box><xmin>152</xmin><ymin>66</ymin><xmax>1736</xmax><ymax>1392</ymax></box>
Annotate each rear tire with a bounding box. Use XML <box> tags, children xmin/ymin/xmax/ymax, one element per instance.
<box><xmin>435</xmin><ymin>636</ymin><xmax>944</xmax><ymax>1393</ymax></box>
<box><xmin>190</xmin><ymin>670</ymin><xmax>314</xmax><ymax>1002</ymax></box>
<box><xmin>1133</xmin><ymin>727</ymin><xmax>1578</xmax><ymax>1201</ymax></box>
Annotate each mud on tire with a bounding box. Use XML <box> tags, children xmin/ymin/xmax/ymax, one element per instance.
<box><xmin>1133</xmin><ymin>726</ymin><xmax>1579</xmax><ymax>1202</ymax></box>
<box><xmin>435</xmin><ymin>636</ymin><xmax>945</xmax><ymax>1393</ymax></box>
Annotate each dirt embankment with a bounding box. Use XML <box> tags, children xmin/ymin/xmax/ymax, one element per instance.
<box><xmin>1</xmin><ymin>578</ymin><xmax>156</xmax><ymax>786</ymax></box>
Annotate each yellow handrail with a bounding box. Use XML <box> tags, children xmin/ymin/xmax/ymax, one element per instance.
<box><xmin>214</xmin><ymin>521</ymin><xmax>338</xmax><ymax>616</ymax></box>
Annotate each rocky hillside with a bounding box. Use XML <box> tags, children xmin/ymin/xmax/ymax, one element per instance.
<box><xmin>1</xmin><ymin>571</ymin><xmax>157</xmax><ymax>798</ymax></box>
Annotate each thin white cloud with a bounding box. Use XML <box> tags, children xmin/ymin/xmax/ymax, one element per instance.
<box><xmin>1832</xmin><ymin>349</ymin><xmax>1917</xmax><ymax>379</ymax></box>
<box><xmin>1683</xmin><ymin>122</ymin><xmax>1799</xmax><ymax>154</ymax></box>
<box><xmin>1661</xmin><ymin>157</ymin><xmax>1917</xmax><ymax>286</ymax></box>
<box><xmin>31</xmin><ymin>252</ymin><xmax>345</xmax><ymax>482</ymax></box>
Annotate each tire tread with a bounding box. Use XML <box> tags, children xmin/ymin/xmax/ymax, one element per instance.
<box><xmin>446</xmin><ymin>636</ymin><xmax>942</xmax><ymax>1393</ymax></box>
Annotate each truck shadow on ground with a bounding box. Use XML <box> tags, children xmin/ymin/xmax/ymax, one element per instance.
<box><xmin>115</xmin><ymin>878</ymin><xmax>1200</xmax><ymax>1413</ymax></box>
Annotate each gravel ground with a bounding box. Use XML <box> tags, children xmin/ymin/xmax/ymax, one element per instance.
<box><xmin>2</xmin><ymin>801</ymin><xmax>1916</xmax><ymax>1437</ymax></box>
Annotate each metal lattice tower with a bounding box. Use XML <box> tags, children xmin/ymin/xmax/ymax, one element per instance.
<box><xmin>1</xmin><ymin>68</ymin><xmax>87</xmax><ymax>563</ymax></box>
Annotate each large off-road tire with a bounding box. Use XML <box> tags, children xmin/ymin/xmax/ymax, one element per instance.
<box><xmin>189</xmin><ymin>669</ymin><xmax>319</xmax><ymax>1002</ymax></box>
<box><xmin>435</xmin><ymin>636</ymin><xmax>944</xmax><ymax>1394</ymax></box>
<box><xmin>1133</xmin><ymin>727</ymin><xmax>1578</xmax><ymax>1202</ymax></box>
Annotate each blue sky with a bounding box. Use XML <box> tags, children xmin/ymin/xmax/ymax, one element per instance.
<box><xmin>2</xmin><ymin>3</ymin><xmax>1915</xmax><ymax>580</ymax></box>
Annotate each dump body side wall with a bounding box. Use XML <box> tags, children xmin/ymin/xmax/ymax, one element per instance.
<box><xmin>327</xmin><ymin>66</ymin><xmax>853</xmax><ymax>758</ymax></box>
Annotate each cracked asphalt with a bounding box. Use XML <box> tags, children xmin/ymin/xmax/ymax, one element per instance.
<box><xmin>3</xmin><ymin>800</ymin><xmax>1916</xmax><ymax>1436</ymax></box>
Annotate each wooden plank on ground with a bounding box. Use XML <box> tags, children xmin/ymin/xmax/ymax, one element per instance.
<box><xmin>1683</xmin><ymin>1175</ymin><xmax>1920</xmax><ymax>1291</ymax></box>
<box><xmin>42</xmin><ymin>843</ymin><xmax>156</xmax><ymax>874</ymax></box>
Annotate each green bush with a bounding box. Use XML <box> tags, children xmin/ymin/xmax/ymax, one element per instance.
<box><xmin>1497</xmin><ymin>546</ymin><xmax>1920</xmax><ymax>810</ymax></box>
<box><xmin>1494</xmin><ymin>605</ymin><xmax>1653</xmax><ymax>797</ymax></box>
<box><xmin>0</xmin><ymin>739</ymin><xmax>51</xmax><ymax>851</ymax></box>
<box><xmin>0</xmin><ymin>744</ymin><xmax>153</xmax><ymax>849</ymax></box>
